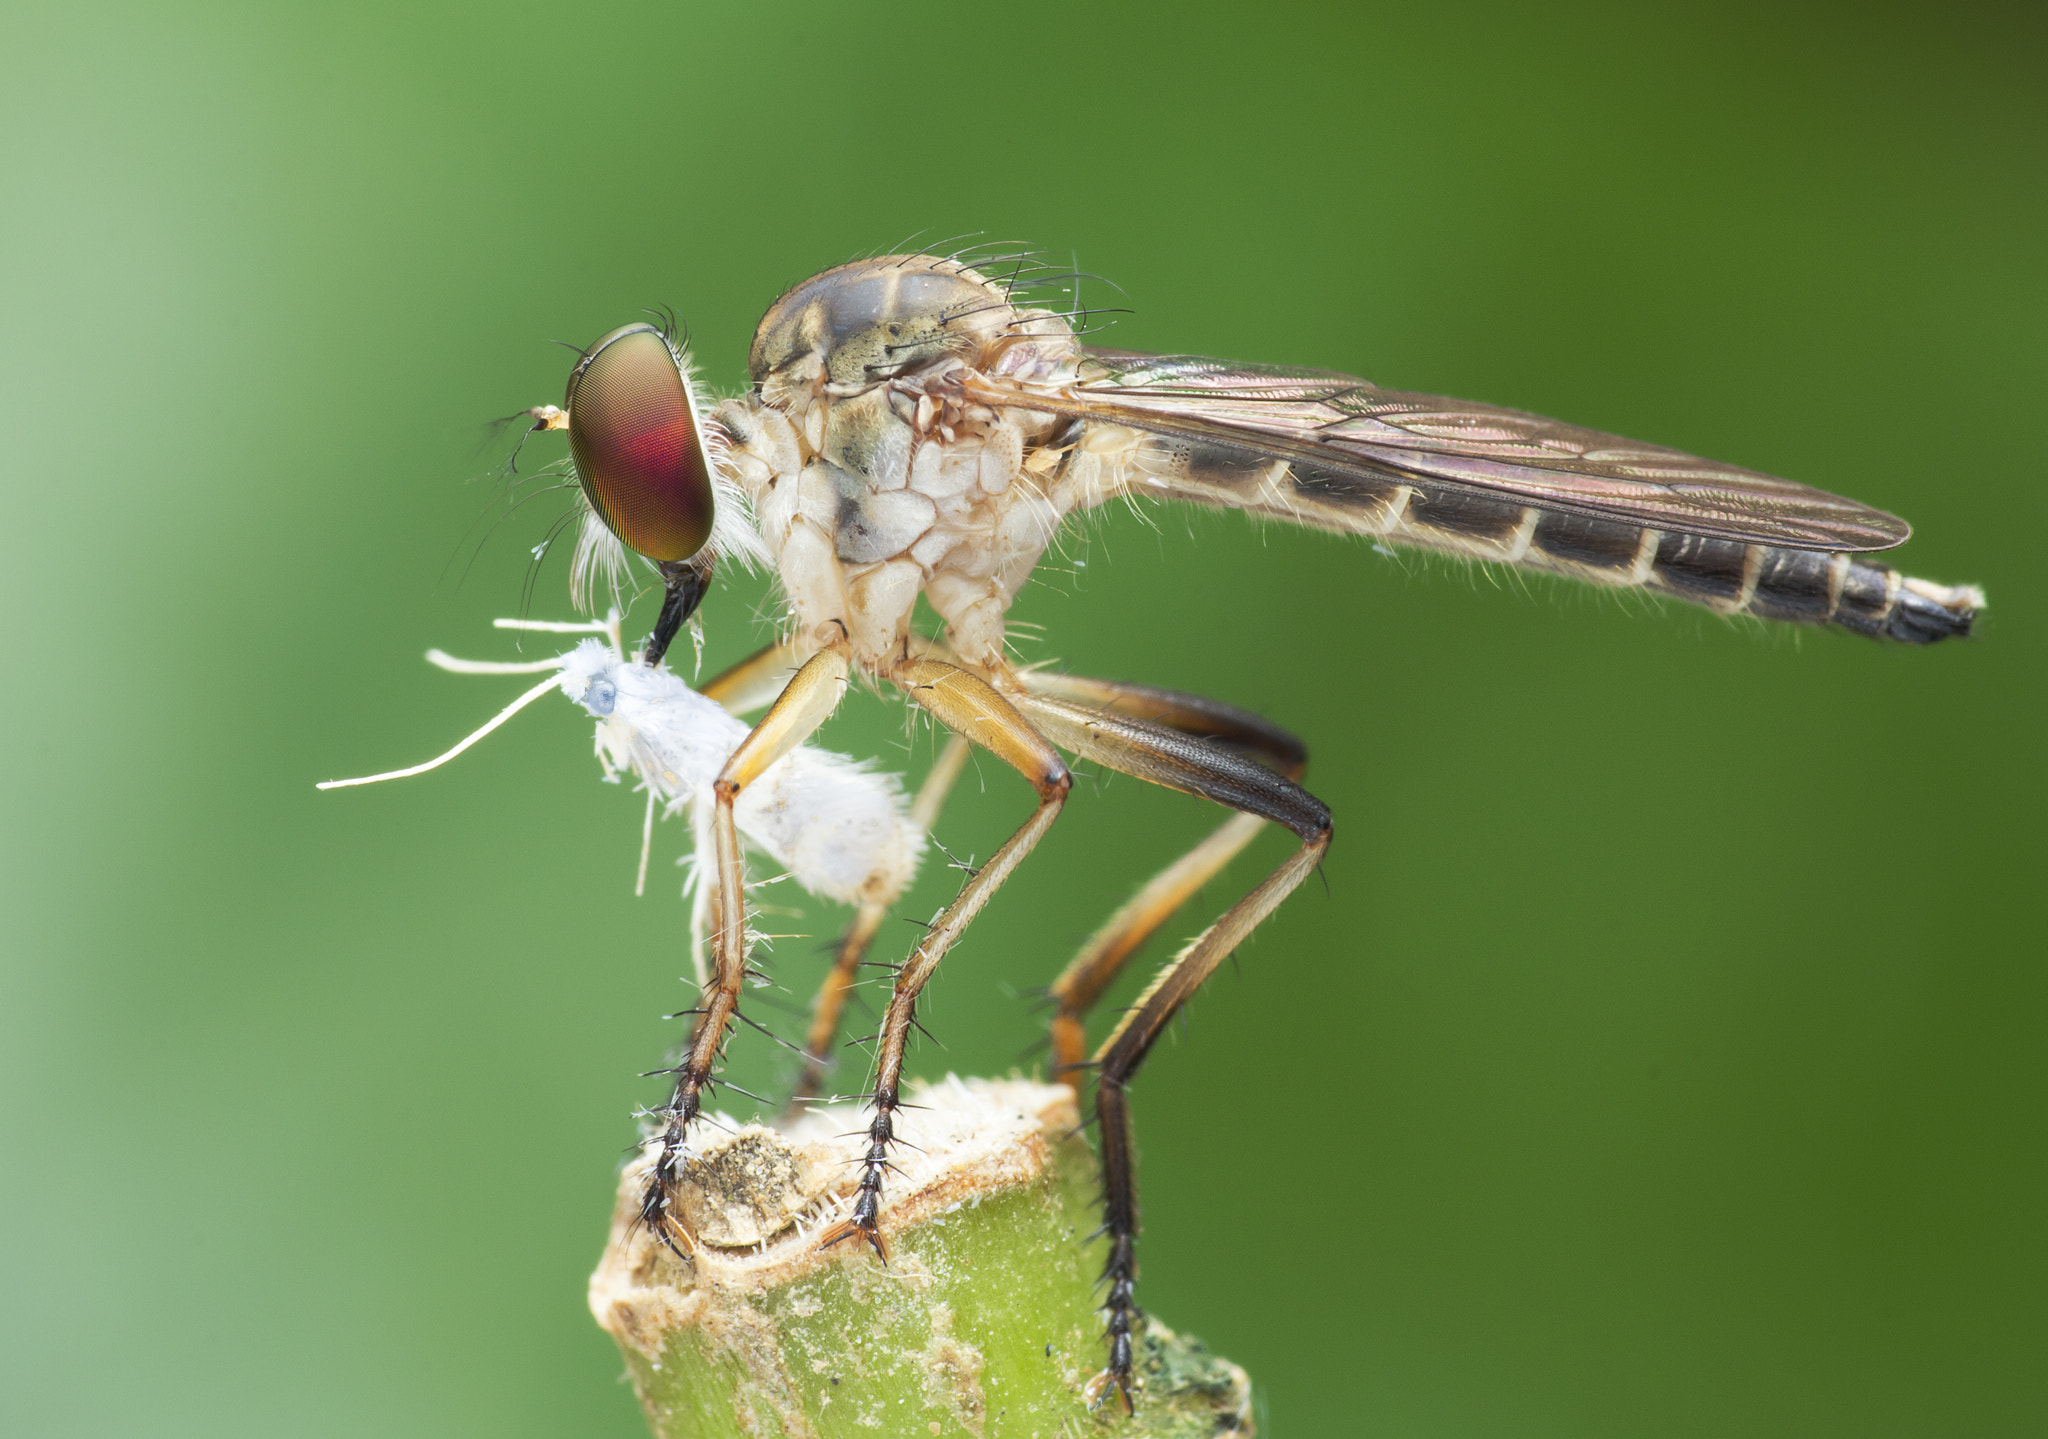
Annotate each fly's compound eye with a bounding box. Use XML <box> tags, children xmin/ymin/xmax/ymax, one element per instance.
<box><xmin>565</xmin><ymin>323</ymin><xmax>715</xmax><ymax>563</ymax></box>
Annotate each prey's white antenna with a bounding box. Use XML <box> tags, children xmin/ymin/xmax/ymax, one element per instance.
<box><xmin>425</xmin><ymin>651</ymin><xmax>564</xmax><ymax>675</ymax></box>
<box><xmin>319</xmin><ymin>609</ymin><xmax>625</xmax><ymax>792</ymax></box>
<box><xmin>495</xmin><ymin>617</ymin><xmax>609</xmax><ymax>633</ymax></box>
<box><xmin>496</xmin><ymin>611</ymin><xmax>625</xmax><ymax>656</ymax></box>
<box><xmin>317</xmin><ymin>672</ymin><xmax>562</xmax><ymax>789</ymax></box>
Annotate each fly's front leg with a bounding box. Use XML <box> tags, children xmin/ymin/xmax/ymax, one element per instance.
<box><xmin>1015</xmin><ymin>672</ymin><xmax>1311</xmax><ymax>1085</ymax></box>
<box><xmin>639</xmin><ymin>644</ymin><xmax>851</xmax><ymax>1252</ymax></box>
<box><xmin>791</xmin><ymin>732</ymin><xmax>971</xmax><ymax>1106</ymax></box>
<box><xmin>821</xmin><ymin>661</ymin><xmax>1070</xmax><ymax>1259</ymax></box>
<box><xmin>1014</xmin><ymin>691</ymin><xmax>1331</xmax><ymax>1410</ymax></box>
<box><xmin>698</xmin><ymin>635</ymin><xmax>805</xmax><ymax>716</ymax></box>
<box><xmin>701</xmin><ymin>640</ymin><xmax>972</xmax><ymax>1112</ymax></box>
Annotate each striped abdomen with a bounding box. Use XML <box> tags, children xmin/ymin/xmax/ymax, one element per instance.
<box><xmin>1137</xmin><ymin>439</ymin><xmax>1984</xmax><ymax>643</ymax></box>
<box><xmin>1390</xmin><ymin>482</ymin><xmax>1980</xmax><ymax>643</ymax></box>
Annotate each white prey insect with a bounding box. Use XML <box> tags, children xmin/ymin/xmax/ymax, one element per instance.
<box><xmin>320</xmin><ymin>616</ymin><xmax>926</xmax><ymax>986</ymax></box>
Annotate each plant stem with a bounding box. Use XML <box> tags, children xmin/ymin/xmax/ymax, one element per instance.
<box><xmin>590</xmin><ymin>1076</ymin><xmax>1253</xmax><ymax>1437</ymax></box>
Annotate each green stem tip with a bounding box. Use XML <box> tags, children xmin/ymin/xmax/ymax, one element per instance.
<box><xmin>589</xmin><ymin>1076</ymin><xmax>1254</xmax><ymax>1437</ymax></box>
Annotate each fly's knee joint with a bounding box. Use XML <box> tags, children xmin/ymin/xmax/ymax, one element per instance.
<box><xmin>1287</xmin><ymin>804</ymin><xmax>1333</xmax><ymax>846</ymax></box>
<box><xmin>713</xmin><ymin>776</ymin><xmax>741</xmax><ymax>802</ymax></box>
<box><xmin>1050</xmin><ymin>1013</ymin><xmax>1088</xmax><ymax>1079</ymax></box>
<box><xmin>1042</xmin><ymin>765</ymin><xmax>1073</xmax><ymax>803</ymax></box>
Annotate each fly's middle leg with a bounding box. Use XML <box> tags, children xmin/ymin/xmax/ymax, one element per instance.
<box><xmin>639</xmin><ymin>644</ymin><xmax>851</xmax><ymax>1253</ymax></box>
<box><xmin>791</xmin><ymin>733</ymin><xmax>972</xmax><ymax>1106</ymax></box>
<box><xmin>1014</xmin><ymin>690</ymin><xmax>1331</xmax><ymax>1411</ymax></box>
<box><xmin>819</xmin><ymin>660</ymin><xmax>1069</xmax><ymax>1260</ymax></box>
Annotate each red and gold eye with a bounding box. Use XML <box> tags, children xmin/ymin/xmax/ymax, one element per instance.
<box><xmin>564</xmin><ymin>323</ymin><xmax>715</xmax><ymax>563</ymax></box>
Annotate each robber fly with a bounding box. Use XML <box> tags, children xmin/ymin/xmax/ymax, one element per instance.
<box><xmin>512</xmin><ymin>251</ymin><xmax>1983</xmax><ymax>1409</ymax></box>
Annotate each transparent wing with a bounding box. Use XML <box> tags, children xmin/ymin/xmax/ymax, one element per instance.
<box><xmin>965</xmin><ymin>349</ymin><xmax>1910</xmax><ymax>552</ymax></box>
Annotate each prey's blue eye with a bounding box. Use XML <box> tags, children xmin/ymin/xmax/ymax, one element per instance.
<box><xmin>582</xmin><ymin>677</ymin><xmax>619</xmax><ymax>717</ymax></box>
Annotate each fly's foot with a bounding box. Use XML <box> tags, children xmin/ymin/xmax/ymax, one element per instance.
<box><xmin>818</xmin><ymin>1100</ymin><xmax>895</xmax><ymax>1262</ymax></box>
<box><xmin>634</xmin><ymin>1098</ymin><xmax>703</xmax><ymax>1258</ymax></box>
<box><xmin>634</xmin><ymin>1157</ymin><xmax>691</xmax><ymax>1258</ymax></box>
<box><xmin>1083</xmin><ymin>1365</ymin><xmax>1135</xmax><ymax>1415</ymax></box>
<box><xmin>1089</xmin><ymin>1232</ymin><xmax>1141</xmax><ymax>1412</ymax></box>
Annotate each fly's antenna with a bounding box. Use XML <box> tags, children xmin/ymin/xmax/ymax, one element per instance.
<box><xmin>316</xmin><ymin>670</ymin><xmax>562</xmax><ymax>790</ymax></box>
<box><xmin>483</xmin><ymin>410</ymin><xmax>544</xmax><ymax>474</ymax></box>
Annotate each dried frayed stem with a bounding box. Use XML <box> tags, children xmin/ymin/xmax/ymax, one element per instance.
<box><xmin>589</xmin><ymin>1076</ymin><xmax>1253</xmax><ymax>1437</ymax></box>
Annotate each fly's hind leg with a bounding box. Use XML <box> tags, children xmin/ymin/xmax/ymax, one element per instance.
<box><xmin>820</xmin><ymin>659</ymin><xmax>1070</xmax><ymax>1259</ymax></box>
<box><xmin>1013</xmin><ymin>690</ymin><xmax>1331</xmax><ymax>1410</ymax></box>
<box><xmin>638</xmin><ymin>643</ymin><xmax>851</xmax><ymax>1253</ymax></box>
<box><xmin>1014</xmin><ymin>673</ymin><xmax>1311</xmax><ymax>1085</ymax></box>
<box><xmin>1044</xmin><ymin>813</ymin><xmax>1266</xmax><ymax>1083</ymax></box>
<box><xmin>791</xmin><ymin>733</ymin><xmax>972</xmax><ymax>1106</ymax></box>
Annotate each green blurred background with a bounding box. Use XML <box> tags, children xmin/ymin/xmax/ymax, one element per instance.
<box><xmin>4</xmin><ymin>2</ymin><xmax>2042</xmax><ymax>1434</ymax></box>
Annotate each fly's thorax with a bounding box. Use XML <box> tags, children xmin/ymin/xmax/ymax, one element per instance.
<box><xmin>733</xmin><ymin>389</ymin><xmax>1077</xmax><ymax>668</ymax></box>
<box><xmin>744</xmin><ymin>254</ymin><xmax>1080</xmax><ymax>465</ymax></box>
<box><xmin>749</xmin><ymin>255</ymin><xmax>1053</xmax><ymax>399</ymax></box>
<box><xmin>720</xmin><ymin>254</ymin><xmax>1094</xmax><ymax>669</ymax></box>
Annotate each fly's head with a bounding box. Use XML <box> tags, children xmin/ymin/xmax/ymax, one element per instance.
<box><xmin>563</xmin><ymin>324</ymin><xmax>716</xmax><ymax>567</ymax></box>
<box><xmin>526</xmin><ymin>318</ymin><xmax>765</xmax><ymax>668</ymax></box>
